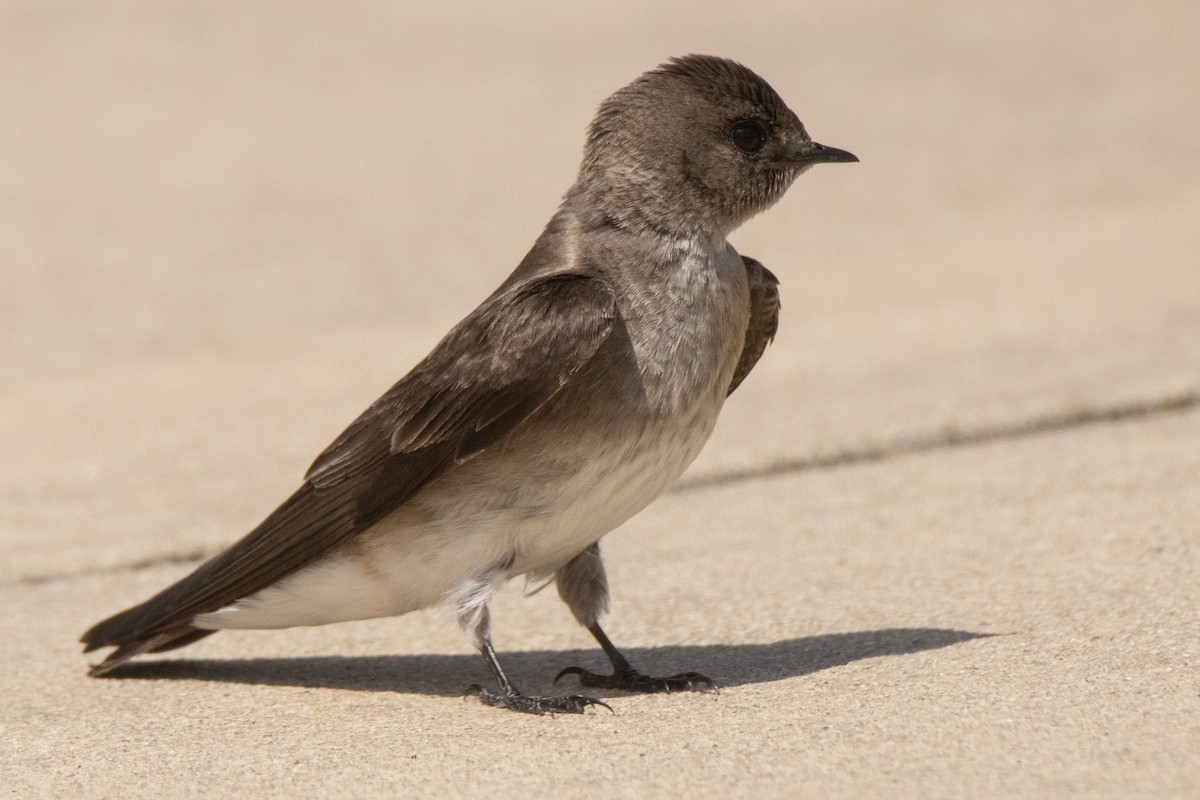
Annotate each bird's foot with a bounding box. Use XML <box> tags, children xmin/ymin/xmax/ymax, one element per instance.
<box><xmin>465</xmin><ymin>684</ymin><xmax>612</xmax><ymax>715</ymax></box>
<box><xmin>554</xmin><ymin>666</ymin><xmax>718</xmax><ymax>694</ymax></box>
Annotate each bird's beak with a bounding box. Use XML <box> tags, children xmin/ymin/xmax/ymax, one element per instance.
<box><xmin>781</xmin><ymin>141</ymin><xmax>859</xmax><ymax>166</ymax></box>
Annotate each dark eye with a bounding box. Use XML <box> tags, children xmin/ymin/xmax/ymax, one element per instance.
<box><xmin>730</xmin><ymin>119</ymin><xmax>767</xmax><ymax>154</ymax></box>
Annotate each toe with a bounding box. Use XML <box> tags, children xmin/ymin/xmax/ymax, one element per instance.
<box><xmin>466</xmin><ymin>684</ymin><xmax>613</xmax><ymax>715</ymax></box>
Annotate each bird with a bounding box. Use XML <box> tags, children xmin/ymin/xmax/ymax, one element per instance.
<box><xmin>81</xmin><ymin>54</ymin><xmax>857</xmax><ymax>714</ymax></box>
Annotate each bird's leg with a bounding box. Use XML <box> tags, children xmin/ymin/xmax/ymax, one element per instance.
<box><xmin>463</xmin><ymin>606</ymin><xmax>610</xmax><ymax>715</ymax></box>
<box><xmin>555</xmin><ymin>621</ymin><xmax>718</xmax><ymax>694</ymax></box>
<box><xmin>553</xmin><ymin>544</ymin><xmax>718</xmax><ymax>694</ymax></box>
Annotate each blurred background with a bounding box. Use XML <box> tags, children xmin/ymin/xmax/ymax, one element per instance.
<box><xmin>2</xmin><ymin>1</ymin><xmax>1197</xmax><ymax>579</ymax></box>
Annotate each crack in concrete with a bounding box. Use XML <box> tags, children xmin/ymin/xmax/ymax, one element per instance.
<box><xmin>9</xmin><ymin>388</ymin><xmax>1198</xmax><ymax>588</ymax></box>
<box><xmin>676</xmin><ymin>388</ymin><xmax>1200</xmax><ymax>492</ymax></box>
<box><xmin>13</xmin><ymin>548</ymin><xmax>214</xmax><ymax>588</ymax></box>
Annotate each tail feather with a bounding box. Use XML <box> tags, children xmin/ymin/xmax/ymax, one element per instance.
<box><xmin>81</xmin><ymin>480</ymin><xmax>356</xmax><ymax>674</ymax></box>
<box><xmin>86</xmin><ymin>627</ymin><xmax>215</xmax><ymax>676</ymax></box>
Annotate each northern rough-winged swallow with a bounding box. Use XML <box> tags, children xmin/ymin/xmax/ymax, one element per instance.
<box><xmin>82</xmin><ymin>55</ymin><xmax>857</xmax><ymax>714</ymax></box>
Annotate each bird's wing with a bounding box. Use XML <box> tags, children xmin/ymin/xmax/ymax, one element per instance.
<box><xmin>727</xmin><ymin>256</ymin><xmax>780</xmax><ymax>396</ymax></box>
<box><xmin>82</xmin><ymin>273</ymin><xmax>617</xmax><ymax>653</ymax></box>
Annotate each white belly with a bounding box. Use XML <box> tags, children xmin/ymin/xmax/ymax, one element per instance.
<box><xmin>194</xmin><ymin>407</ymin><xmax>720</xmax><ymax>631</ymax></box>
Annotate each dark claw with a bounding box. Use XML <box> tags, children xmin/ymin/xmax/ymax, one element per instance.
<box><xmin>554</xmin><ymin>666</ymin><xmax>719</xmax><ymax>695</ymax></box>
<box><xmin>465</xmin><ymin>683</ymin><xmax>613</xmax><ymax>715</ymax></box>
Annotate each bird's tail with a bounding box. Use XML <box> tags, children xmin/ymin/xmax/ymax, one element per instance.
<box><xmin>81</xmin><ymin>480</ymin><xmax>355</xmax><ymax>675</ymax></box>
<box><xmin>82</xmin><ymin>608</ymin><xmax>216</xmax><ymax>676</ymax></box>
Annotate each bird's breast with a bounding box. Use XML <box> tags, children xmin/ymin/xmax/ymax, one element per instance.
<box><xmin>625</xmin><ymin>238</ymin><xmax>751</xmax><ymax>413</ymax></box>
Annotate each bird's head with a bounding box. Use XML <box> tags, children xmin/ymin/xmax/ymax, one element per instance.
<box><xmin>577</xmin><ymin>54</ymin><xmax>857</xmax><ymax>240</ymax></box>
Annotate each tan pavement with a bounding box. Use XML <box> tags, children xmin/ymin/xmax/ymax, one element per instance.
<box><xmin>2</xmin><ymin>2</ymin><xmax>1197</xmax><ymax>797</ymax></box>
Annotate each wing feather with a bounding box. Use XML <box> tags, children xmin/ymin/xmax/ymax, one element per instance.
<box><xmin>727</xmin><ymin>256</ymin><xmax>781</xmax><ymax>396</ymax></box>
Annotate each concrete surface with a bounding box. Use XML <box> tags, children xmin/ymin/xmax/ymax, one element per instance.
<box><xmin>2</xmin><ymin>1</ymin><xmax>1197</xmax><ymax>797</ymax></box>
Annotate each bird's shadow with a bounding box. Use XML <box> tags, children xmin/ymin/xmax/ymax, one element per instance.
<box><xmin>102</xmin><ymin>628</ymin><xmax>989</xmax><ymax>697</ymax></box>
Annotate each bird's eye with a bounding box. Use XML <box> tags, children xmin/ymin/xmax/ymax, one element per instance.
<box><xmin>729</xmin><ymin>119</ymin><xmax>767</xmax><ymax>154</ymax></box>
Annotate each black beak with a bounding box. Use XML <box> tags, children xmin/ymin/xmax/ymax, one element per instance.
<box><xmin>787</xmin><ymin>141</ymin><xmax>859</xmax><ymax>165</ymax></box>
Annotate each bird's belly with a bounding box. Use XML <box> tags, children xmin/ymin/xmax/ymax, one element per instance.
<box><xmin>503</xmin><ymin>417</ymin><xmax>717</xmax><ymax>576</ymax></box>
<box><xmin>194</xmin><ymin>408</ymin><xmax>719</xmax><ymax>632</ymax></box>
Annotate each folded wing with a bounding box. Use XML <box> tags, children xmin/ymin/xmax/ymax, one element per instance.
<box><xmin>82</xmin><ymin>273</ymin><xmax>617</xmax><ymax>671</ymax></box>
<box><xmin>727</xmin><ymin>256</ymin><xmax>781</xmax><ymax>396</ymax></box>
